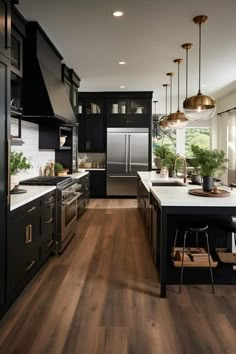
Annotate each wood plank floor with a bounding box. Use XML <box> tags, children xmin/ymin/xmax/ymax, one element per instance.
<box><xmin>0</xmin><ymin>199</ymin><xmax>236</xmax><ymax>354</ymax></box>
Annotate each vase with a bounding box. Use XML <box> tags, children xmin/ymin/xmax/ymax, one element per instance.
<box><xmin>191</xmin><ymin>174</ymin><xmax>202</xmax><ymax>184</ymax></box>
<box><xmin>160</xmin><ymin>167</ymin><xmax>168</xmax><ymax>178</ymax></box>
<box><xmin>10</xmin><ymin>174</ymin><xmax>19</xmax><ymax>191</ymax></box>
<box><xmin>202</xmin><ymin>176</ymin><xmax>214</xmax><ymax>192</ymax></box>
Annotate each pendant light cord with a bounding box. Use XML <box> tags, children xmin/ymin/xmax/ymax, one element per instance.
<box><xmin>198</xmin><ymin>23</ymin><xmax>202</xmax><ymax>95</ymax></box>
<box><xmin>165</xmin><ymin>85</ymin><xmax>168</xmax><ymax>116</ymax></box>
<box><xmin>186</xmin><ymin>49</ymin><xmax>188</xmax><ymax>100</ymax></box>
<box><xmin>170</xmin><ymin>75</ymin><xmax>172</xmax><ymax>114</ymax></box>
<box><xmin>177</xmin><ymin>61</ymin><xmax>180</xmax><ymax>111</ymax></box>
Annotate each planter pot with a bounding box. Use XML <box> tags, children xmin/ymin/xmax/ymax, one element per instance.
<box><xmin>160</xmin><ymin>167</ymin><xmax>168</xmax><ymax>178</ymax></box>
<box><xmin>202</xmin><ymin>176</ymin><xmax>214</xmax><ymax>192</ymax></box>
<box><xmin>10</xmin><ymin>174</ymin><xmax>19</xmax><ymax>191</ymax></box>
<box><xmin>154</xmin><ymin>157</ymin><xmax>162</xmax><ymax>169</ymax></box>
<box><xmin>168</xmin><ymin>168</ymin><xmax>176</xmax><ymax>178</ymax></box>
<box><xmin>191</xmin><ymin>174</ymin><xmax>202</xmax><ymax>184</ymax></box>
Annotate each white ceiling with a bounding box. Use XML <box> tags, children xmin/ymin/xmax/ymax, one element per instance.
<box><xmin>18</xmin><ymin>0</ymin><xmax>236</xmax><ymax>113</ymax></box>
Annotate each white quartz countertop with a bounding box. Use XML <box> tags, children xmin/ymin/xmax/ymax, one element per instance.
<box><xmin>138</xmin><ymin>171</ymin><xmax>236</xmax><ymax>207</ymax></box>
<box><xmin>10</xmin><ymin>186</ymin><xmax>56</xmax><ymax>211</ymax></box>
<box><xmin>150</xmin><ymin>184</ymin><xmax>236</xmax><ymax>207</ymax></box>
<box><xmin>68</xmin><ymin>171</ymin><xmax>89</xmax><ymax>178</ymax></box>
<box><xmin>137</xmin><ymin>171</ymin><xmax>183</xmax><ymax>192</ymax></box>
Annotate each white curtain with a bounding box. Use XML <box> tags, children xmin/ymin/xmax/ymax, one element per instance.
<box><xmin>227</xmin><ymin>109</ymin><xmax>236</xmax><ymax>184</ymax></box>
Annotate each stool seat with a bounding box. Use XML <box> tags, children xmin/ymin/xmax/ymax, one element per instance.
<box><xmin>187</xmin><ymin>225</ymin><xmax>208</xmax><ymax>232</ymax></box>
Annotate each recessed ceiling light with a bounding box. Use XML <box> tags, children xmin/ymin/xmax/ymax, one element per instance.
<box><xmin>120</xmin><ymin>85</ymin><xmax>125</xmax><ymax>89</ymax></box>
<box><xmin>119</xmin><ymin>61</ymin><xmax>126</xmax><ymax>65</ymax></box>
<box><xmin>202</xmin><ymin>84</ymin><xmax>207</xmax><ymax>87</ymax></box>
<box><xmin>113</xmin><ymin>11</ymin><xmax>124</xmax><ymax>17</ymax></box>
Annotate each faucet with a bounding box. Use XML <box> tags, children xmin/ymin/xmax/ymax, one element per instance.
<box><xmin>174</xmin><ymin>156</ymin><xmax>187</xmax><ymax>183</ymax></box>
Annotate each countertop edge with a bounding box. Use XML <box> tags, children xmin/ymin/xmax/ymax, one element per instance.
<box><xmin>10</xmin><ymin>186</ymin><xmax>56</xmax><ymax>211</ymax></box>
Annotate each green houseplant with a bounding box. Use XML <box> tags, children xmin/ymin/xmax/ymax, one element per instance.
<box><xmin>54</xmin><ymin>162</ymin><xmax>64</xmax><ymax>176</ymax></box>
<box><xmin>191</xmin><ymin>145</ymin><xmax>228</xmax><ymax>191</ymax></box>
<box><xmin>10</xmin><ymin>151</ymin><xmax>32</xmax><ymax>190</ymax></box>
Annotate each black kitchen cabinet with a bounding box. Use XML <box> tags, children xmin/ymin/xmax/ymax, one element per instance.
<box><xmin>78</xmin><ymin>115</ymin><xmax>106</xmax><ymax>152</ymax></box>
<box><xmin>78</xmin><ymin>92</ymin><xmax>106</xmax><ymax>153</ymax></box>
<box><xmin>106</xmin><ymin>92</ymin><xmax>152</xmax><ymax>128</ymax></box>
<box><xmin>77</xmin><ymin>174</ymin><xmax>90</xmax><ymax>217</ymax></box>
<box><xmin>7</xmin><ymin>191</ymin><xmax>56</xmax><ymax>306</ymax></box>
<box><xmin>40</xmin><ymin>191</ymin><xmax>55</xmax><ymax>260</ymax></box>
<box><xmin>7</xmin><ymin>198</ymin><xmax>41</xmax><ymax>304</ymax></box>
<box><xmin>88</xmin><ymin>170</ymin><xmax>106</xmax><ymax>198</ymax></box>
<box><xmin>62</xmin><ymin>63</ymin><xmax>80</xmax><ymax>115</ymax></box>
<box><xmin>0</xmin><ymin>0</ymin><xmax>11</xmax><ymax>59</ymax></box>
<box><xmin>0</xmin><ymin>53</ymin><xmax>10</xmax><ymax>318</ymax></box>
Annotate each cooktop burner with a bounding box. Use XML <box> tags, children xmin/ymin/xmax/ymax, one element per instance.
<box><xmin>19</xmin><ymin>176</ymin><xmax>72</xmax><ymax>186</ymax></box>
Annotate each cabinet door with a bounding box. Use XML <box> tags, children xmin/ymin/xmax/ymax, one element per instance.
<box><xmin>0</xmin><ymin>54</ymin><xmax>9</xmax><ymax>314</ymax></box>
<box><xmin>78</xmin><ymin>116</ymin><xmax>105</xmax><ymax>152</ymax></box>
<box><xmin>7</xmin><ymin>203</ymin><xmax>41</xmax><ymax>303</ymax></box>
<box><xmin>85</xmin><ymin>116</ymin><xmax>105</xmax><ymax>152</ymax></box>
<box><xmin>0</xmin><ymin>0</ymin><xmax>11</xmax><ymax>59</ymax></box>
<box><xmin>89</xmin><ymin>171</ymin><xmax>106</xmax><ymax>198</ymax></box>
<box><xmin>11</xmin><ymin>27</ymin><xmax>23</xmax><ymax>77</ymax></box>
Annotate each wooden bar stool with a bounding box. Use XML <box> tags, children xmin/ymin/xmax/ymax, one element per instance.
<box><xmin>173</xmin><ymin>223</ymin><xmax>215</xmax><ymax>294</ymax></box>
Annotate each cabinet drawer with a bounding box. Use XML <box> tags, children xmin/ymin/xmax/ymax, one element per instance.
<box><xmin>42</xmin><ymin>191</ymin><xmax>56</xmax><ymax>206</ymax></box>
<box><xmin>41</xmin><ymin>203</ymin><xmax>55</xmax><ymax>237</ymax></box>
<box><xmin>10</xmin><ymin>198</ymin><xmax>41</xmax><ymax>221</ymax></box>
<box><xmin>40</xmin><ymin>233</ymin><xmax>54</xmax><ymax>259</ymax></box>
<box><xmin>7</xmin><ymin>246</ymin><xmax>40</xmax><ymax>302</ymax></box>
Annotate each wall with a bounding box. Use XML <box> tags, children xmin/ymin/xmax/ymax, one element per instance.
<box><xmin>11</xmin><ymin>119</ymin><xmax>55</xmax><ymax>181</ymax></box>
<box><xmin>212</xmin><ymin>90</ymin><xmax>236</xmax><ymax>184</ymax></box>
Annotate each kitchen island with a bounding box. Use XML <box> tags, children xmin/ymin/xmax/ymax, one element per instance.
<box><xmin>138</xmin><ymin>172</ymin><xmax>236</xmax><ymax>298</ymax></box>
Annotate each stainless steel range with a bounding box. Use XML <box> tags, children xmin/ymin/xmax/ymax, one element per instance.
<box><xmin>19</xmin><ymin>176</ymin><xmax>82</xmax><ymax>253</ymax></box>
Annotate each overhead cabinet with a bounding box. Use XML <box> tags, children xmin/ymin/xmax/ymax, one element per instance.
<box><xmin>0</xmin><ymin>0</ymin><xmax>11</xmax><ymax>59</ymax></box>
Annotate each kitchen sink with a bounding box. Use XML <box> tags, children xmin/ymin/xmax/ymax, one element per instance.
<box><xmin>152</xmin><ymin>181</ymin><xmax>186</xmax><ymax>187</ymax></box>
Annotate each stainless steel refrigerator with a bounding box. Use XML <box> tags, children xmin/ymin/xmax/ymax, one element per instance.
<box><xmin>107</xmin><ymin>128</ymin><xmax>149</xmax><ymax>196</ymax></box>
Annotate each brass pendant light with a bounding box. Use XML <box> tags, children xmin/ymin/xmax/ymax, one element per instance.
<box><xmin>167</xmin><ymin>59</ymin><xmax>188</xmax><ymax>128</ymax></box>
<box><xmin>183</xmin><ymin>15</ymin><xmax>216</xmax><ymax>120</ymax></box>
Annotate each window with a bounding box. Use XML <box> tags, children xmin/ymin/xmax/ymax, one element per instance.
<box><xmin>185</xmin><ymin>128</ymin><xmax>210</xmax><ymax>157</ymax></box>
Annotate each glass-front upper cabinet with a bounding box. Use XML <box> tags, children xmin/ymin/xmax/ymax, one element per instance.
<box><xmin>0</xmin><ymin>0</ymin><xmax>11</xmax><ymax>59</ymax></box>
<box><xmin>106</xmin><ymin>93</ymin><xmax>152</xmax><ymax>128</ymax></box>
<box><xmin>77</xmin><ymin>98</ymin><xmax>105</xmax><ymax>115</ymax></box>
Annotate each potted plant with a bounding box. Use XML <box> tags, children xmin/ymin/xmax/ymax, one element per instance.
<box><xmin>10</xmin><ymin>151</ymin><xmax>32</xmax><ymax>190</ymax></box>
<box><xmin>153</xmin><ymin>144</ymin><xmax>171</xmax><ymax>170</ymax></box>
<box><xmin>191</xmin><ymin>145</ymin><xmax>228</xmax><ymax>191</ymax></box>
<box><xmin>54</xmin><ymin>162</ymin><xmax>69</xmax><ymax>176</ymax></box>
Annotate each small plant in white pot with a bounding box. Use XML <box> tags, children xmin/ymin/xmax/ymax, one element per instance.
<box><xmin>10</xmin><ymin>151</ymin><xmax>32</xmax><ymax>190</ymax></box>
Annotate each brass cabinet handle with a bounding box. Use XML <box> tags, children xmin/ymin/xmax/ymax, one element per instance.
<box><xmin>25</xmin><ymin>225</ymin><xmax>30</xmax><ymax>244</ymax></box>
<box><xmin>27</xmin><ymin>206</ymin><xmax>36</xmax><ymax>213</ymax></box>
<box><xmin>25</xmin><ymin>259</ymin><xmax>36</xmax><ymax>272</ymax></box>
<box><xmin>29</xmin><ymin>224</ymin><xmax>32</xmax><ymax>242</ymax></box>
<box><xmin>46</xmin><ymin>240</ymin><xmax>54</xmax><ymax>248</ymax></box>
<box><xmin>25</xmin><ymin>224</ymin><xmax>33</xmax><ymax>244</ymax></box>
<box><xmin>44</xmin><ymin>218</ymin><xmax>53</xmax><ymax>224</ymax></box>
<box><xmin>47</xmin><ymin>196</ymin><xmax>54</xmax><ymax>202</ymax></box>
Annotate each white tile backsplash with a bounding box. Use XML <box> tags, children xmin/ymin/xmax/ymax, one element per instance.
<box><xmin>11</xmin><ymin>118</ymin><xmax>55</xmax><ymax>181</ymax></box>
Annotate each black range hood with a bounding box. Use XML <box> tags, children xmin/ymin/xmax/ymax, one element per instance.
<box><xmin>23</xmin><ymin>22</ymin><xmax>76</xmax><ymax>125</ymax></box>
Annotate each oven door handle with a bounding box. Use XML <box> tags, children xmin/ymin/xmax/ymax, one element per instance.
<box><xmin>62</xmin><ymin>193</ymin><xmax>81</xmax><ymax>206</ymax></box>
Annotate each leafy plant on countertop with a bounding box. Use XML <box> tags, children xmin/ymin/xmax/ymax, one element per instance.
<box><xmin>191</xmin><ymin>144</ymin><xmax>228</xmax><ymax>177</ymax></box>
<box><xmin>10</xmin><ymin>151</ymin><xmax>32</xmax><ymax>175</ymax></box>
<box><xmin>54</xmin><ymin>162</ymin><xmax>64</xmax><ymax>175</ymax></box>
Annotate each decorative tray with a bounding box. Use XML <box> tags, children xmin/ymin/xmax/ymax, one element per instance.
<box><xmin>171</xmin><ymin>247</ymin><xmax>218</xmax><ymax>268</ymax></box>
<box><xmin>216</xmin><ymin>248</ymin><xmax>236</xmax><ymax>264</ymax></box>
<box><xmin>188</xmin><ymin>188</ymin><xmax>230</xmax><ymax>197</ymax></box>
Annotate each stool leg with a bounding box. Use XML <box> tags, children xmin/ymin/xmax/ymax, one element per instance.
<box><xmin>173</xmin><ymin>228</ymin><xmax>179</xmax><ymax>250</ymax></box>
<box><xmin>196</xmin><ymin>232</ymin><xmax>198</xmax><ymax>248</ymax></box>
<box><xmin>204</xmin><ymin>231</ymin><xmax>215</xmax><ymax>294</ymax></box>
<box><xmin>179</xmin><ymin>231</ymin><xmax>188</xmax><ymax>294</ymax></box>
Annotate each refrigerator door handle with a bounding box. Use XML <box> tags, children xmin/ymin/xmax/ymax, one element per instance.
<box><xmin>128</xmin><ymin>134</ymin><xmax>131</xmax><ymax>173</ymax></box>
<box><xmin>125</xmin><ymin>134</ymin><xmax>128</xmax><ymax>173</ymax></box>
